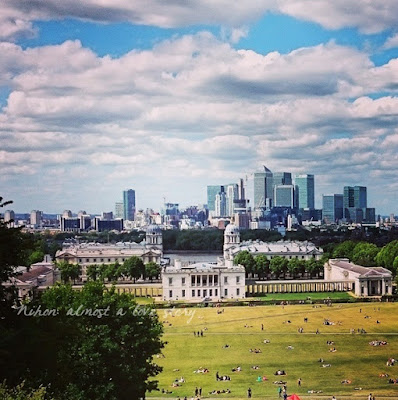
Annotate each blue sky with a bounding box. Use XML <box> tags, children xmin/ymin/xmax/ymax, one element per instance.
<box><xmin>1</xmin><ymin>1</ymin><xmax>398</xmax><ymax>215</ymax></box>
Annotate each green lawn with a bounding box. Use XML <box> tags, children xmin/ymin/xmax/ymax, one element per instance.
<box><xmin>256</xmin><ymin>291</ymin><xmax>354</xmax><ymax>302</ymax></box>
<box><xmin>148</xmin><ymin>302</ymin><xmax>398</xmax><ymax>398</ymax></box>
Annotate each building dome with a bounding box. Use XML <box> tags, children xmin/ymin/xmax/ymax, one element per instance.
<box><xmin>224</xmin><ymin>224</ymin><xmax>239</xmax><ymax>235</ymax></box>
<box><xmin>146</xmin><ymin>224</ymin><xmax>162</xmax><ymax>234</ymax></box>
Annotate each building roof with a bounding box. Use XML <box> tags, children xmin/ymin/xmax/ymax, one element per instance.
<box><xmin>329</xmin><ymin>259</ymin><xmax>392</xmax><ymax>278</ymax></box>
<box><xmin>17</xmin><ymin>266</ymin><xmax>53</xmax><ymax>282</ymax></box>
<box><xmin>164</xmin><ymin>261</ymin><xmax>245</xmax><ymax>274</ymax></box>
<box><xmin>230</xmin><ymin>240</ymin><xmax>322</xmax><ymax>256</ymax></box>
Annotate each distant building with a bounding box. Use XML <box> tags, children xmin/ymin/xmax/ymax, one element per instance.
<box><xmin>162</xmin><ymin>258</ymin><xmax>245</xmax><ymax>301</ymax></box>
<box><xmin>56</xmin><ymin>225</ymin><xmax>163</xmax><ymax>282</ymax></box>
<box><xmin>223</xmin><ymin>223</ymin><xmax>323</xmax><ymax>260</ymax></box>
<box><xmin>322</xmin><ymin>194</ymin><xmax>344</xmax><ymax>224</ymax></box>
<box><xmin>94</xmin><ymin>216</ymin><xmax>123</xmax><ymax>232</ymax></box>
<box><xmin>295</xmin><ymin>174</ymin><xmax>314</xmax><ymax>209</ymax></box>
<box><xmin>215</xmin><ymin>190</ymin><xmax>227</xmax><ymax>217</ymax></box>
<box><xmin>273</xmin><ymin>185</ymin><xmax>295</xmax><ymax>208</ymax></box>
<box><xmin>30</xmin><ymin>210</ymin><xmax>42</xmax><ymax>227</ymax></box>
<box><xmin>324</xmin><ymin>259</ymin><xmax>392</xmax><ymax>296</ymax></box>
<box><xmin>115</xmin><ymin>201</ymin><xmax>124</xmax><ymax>219</ymax></box>
<box><xmin>253</xmin><ymin>166</ymin><xmax>273</xmax><ymax>209</ymax></box>
<box><xmin>123</xmin><ymin>189</ymin><xmax>136</xmax><ymax>221</ymax></box>
<box><xmin>4</xmin><ymin>210</ymin><xmax>15</xmax><ymax>227</ymax></box>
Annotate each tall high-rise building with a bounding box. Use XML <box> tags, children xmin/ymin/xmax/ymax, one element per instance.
<box><xmin>4</xmin><ymin>210</ymin><xmax>15</xmax><ymax>227</ymax></box>
<box><xmin>274</xmin><ymin>185</ymin><xmax>295</xmax><ymax>208</ymax></box>
<box><xmin>273</xmin><ymin>172</ymin><xmax>292</xmax><ymax>186</ymax></box>
<box><xmin>295</xmin><ymin>174</ymin><xmax>315</xmax><ymax>209</ymax></box>
<box><xmin>253</xmin><ymin>166</ymin><xmax>273</xmax><ymax>209</ymax></box>
<box><xmin>123</xmin><ymin>189</ymin><xmax>136</xmax><ymax>221</ymax></box>
<box><xmin>115</xmin><ymin>201</ymin><xmax>124</xmax><ymax>219</ymax></box>
<box><xmin>207</xmin><ymin>185</ymin><xmax>224</xmax><ymax>212</ymax></box>
<box><xmin>226</xmin><ymin>184</ymin><xmax>238</xmax><ymax>217</ymax></box>
<box><xmin>343</xmin><ymin>186</ymin><xmax>366</xmax><ymax>222</ymax></box>
<box><xmin>215</xmin><ymin>189</ymin><xmax>227</xmax><ymax>217</ymax></box>
<box><xmin>322</xmin><ymin>194</ymin><xmax>343</xmax><ymax>224</ymax></box>
<box><xmin>30</xmin><ymin>210</ymin><xmax>42</xmax><ymax>227</ymax></box>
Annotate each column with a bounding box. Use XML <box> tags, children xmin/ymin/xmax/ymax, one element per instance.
<box><xmin>382</xmin><ymin>279</ymin><xmax>386</xmax><ymax>295</ymax></box>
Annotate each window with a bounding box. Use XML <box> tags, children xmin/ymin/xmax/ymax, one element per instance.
<box><xmin>196</xmin><ymin>275</ymin><xmax>201</xmax><ymax>286</ymax></box>
<box><xmin>86</xmin><ymin>259</ymin><xmax>89</xmax><ymax>262</ymax></box>
<box><xmin>168</xmin><ymin>277</ymin><xmax>173</xmax><ymax>286</ymax></box>
<box><xmin>182</xmin><ymin>277</ymin><xmax>186</xmax><ymax>286</ymax></box>
<box><xmin>192</xmin><ymin>289</ymin><xmax>195</xmax><ymax>297</ymax></box>
<box><xmin>182</xmin><ymin>290</ymin><xmax>186</xmax><ymax>297</ymax></box>
<box><xmin>224</xmin><ymin>276</ymin><xmax>228</xmax><ymax>284</ymax></box>
<box><xmin>236</xmin><ymin>276</ymin><xmax>240</xmax><ymax>284</ymax></box>
<box><xmin>191</xmin><ymin>275</ymin><xmax>195</xmax><ymax>286</ymax></box>
<box><xmin>236</xmin><ymin>288</ymin><xmax>240</xmax><ymax>296</ymax></box>
<box><xmin>108</xmin><ymin>258</ymin><xmax>111</xmax><ymax>262</ymax></box>
<box><xmin>214</xmin><ymin>275</ymin><xmax>218</xmax><ymax>285</ymax></box>
<box><xmin>197</xmin><ymin>289</ymin><xmax>201</xmax><ymax>297</ymax></box>
<box><xmin>224</xmin><ymin>288</ymin><xmax>228</xmax><ymax>296</ymax></box>
<box><xmin>93</xmin><ymin>259</ymin><xmax>97</xmax><ymax>262</ymax></box>
<box><xmin>215</xmin><ymin>289</ymin><xmax>218</xmax><ymax>296</ymax></box>
<box><xmin>100</xmin><ymin>258</ymin><xmax>104</xmax><ymax>262</ymax></box>
<box><xmin>79</xmin><ymin>258</ymin><xmax>82</xmax><ymax>263</ymax></box>
<box><xmin>203</xmin><ymin>289</ymin><xmax>207</xmax><ymax>297</ymax></box>
<box><xmin>202</xmin><ymin>276</ymin><xmax>207</xmax><ymax>286</ymax></box>
<box><xmin>209</xmin><ymin>289</ymin><xmax>213</xmax><ymax>296</ymax></box>
<box><xmin>209</xmin><ymin>275</ymin><xmax>213</xmax><ymax>285</ymax></box>
<box><xmin>169</xmin><ymin>290</ymin><xmax>172</xmax><ymax>298</ymax></box>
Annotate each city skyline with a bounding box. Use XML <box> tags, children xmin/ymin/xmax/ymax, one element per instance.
<box><xmin>1</xmin><ymin>2</ymin><xmax>398</xmax><ymax>214</ymax></box>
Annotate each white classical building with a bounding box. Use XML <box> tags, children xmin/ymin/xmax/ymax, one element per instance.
<box><xmin>223</xmin><ymin>224</ymin><xmax>323</xmax><ymax>261</ymax></box>
<box><xmin>162</xmin><ymin>258</ymin><xmax>245</xmax><ymax>301</ymax></box>
<box><xmin>324</xmin><ymin>258</ymin><xmax>392</xmax><ymax>296</ymax></box>
<box><xmin>55</xmin><ymin>225</ymin><xmax>163</xmax><ymax>281</ymax></box>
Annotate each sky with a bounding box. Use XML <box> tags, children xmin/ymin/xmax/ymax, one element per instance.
<box><xmin>1</xmin><ymin>1</ymin><xmax>398</xmax><ymax>215</ymax></box>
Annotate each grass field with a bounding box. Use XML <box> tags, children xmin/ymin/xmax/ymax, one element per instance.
<box><xmin>148</xmin><ymin>302</ymin><xmax>398</xmax><ymax>399</ymax></box>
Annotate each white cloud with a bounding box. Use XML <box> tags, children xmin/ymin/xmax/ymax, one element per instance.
<box><xmin>1</xmin><ymin>33</ymin><xmax>398</xmax><ymax>212</ymax></box>
<box><xmin>2</xmin><ymin>0</ymin><xmax>398</xmax><ymax>41</ymax></box>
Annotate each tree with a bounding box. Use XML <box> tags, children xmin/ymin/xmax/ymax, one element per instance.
<box><xmin>287</xmin><ymin>258</ymin><xmax>301</xmax><ymax>279</ymax></box>
<box><xmin>233</xmin><ymin>250</ymin><xmax>255</xmax><ymax>277</ymax></box>
<box><xmin>375</xmin><ymin>240</ymin><xmax>398</xmax><ymax>274</ymax></box>
<box><xmin>28</xmin><ymin>249</ymin><xmax>45</xmax><ymax>266</ymax></box>
<box><xmin>269</xmin><ymin>256</ymin><xmax>288</xmax><ymax>279</ymax></box>
<box><xmin>306</xmin><ymin>258</ymin><xmax>323</xmax><ymax>278</ymax></box>
<box><xmin>254</xmin><ymin>254</ymin><xmax>270</xmax><ymax>280</ymax></box>
<box><xmin>145</xmin><ymin>262</ymin><xmax>161</xmax><ymax>281</ymax></box>
<box><xmin>351</xmin><ymin>242</ymin><xmax>379</xmax><ymax>266</ymax></box>
<box><xmin>332</xmin><ymin>240</ymin><xmax>357</xmax><ymax>260</ymax></box>
<box><xmin>87</xmin><ymin>264</ymin><xmax>100</xmax><ymax>281</ymax></box>
<box><xmin>123</xmin><ymin>256</ymin><xmax>144</xmax><ymax>282</ymax></box>
<box><xmin>35</xmin><ymin>282</ymin><xmax>164</xmax><ymax>400</ymax></box>
<box><xmin>57</xmin><ymin>261</ymin><xmax>81</xmax><ymax>284</ymax></box>
<box><xmin>0</xmin><ymin>382</ymin><xmax>53</xmax><ymax>400</ymax></box>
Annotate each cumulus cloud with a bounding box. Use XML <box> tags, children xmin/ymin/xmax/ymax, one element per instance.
<box><xmin>1</xmin><ymin>32</ymin><xmax>398</xmax><ymax>212</ymax></box>
<box><xmin>2</xmin><ymin>0</ymin><xmax>398</xmax><ymax>41</ymax></box>
<box><xmin>383</xmin><ymin>33</ymin><xmax>398</xmax><ymax>49</ymax></box>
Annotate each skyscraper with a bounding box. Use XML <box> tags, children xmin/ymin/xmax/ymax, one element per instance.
<box><xmin>295</xmin><ymin>174</ymin><xmax>315</xmax><ymax>209</ymax></box>
<box><xmin>226</xmin><ymin>184</ymin><xmax>238</xmax><ymax>217</ymax></box>
<box><xmin>322</xmin><ymin>194</ymin><xmax>343</xmax><ymax>224</ymax></box>
<box><xmin>273</xmin><ymin>172</ymin><xmax>292</xmax><ymax>186</ymax></box>
<box><xmin>343</xmin><ymin>186</ymin><xmax>371</xmax><ymax>223</ymax></box>
<box><xmin>215</xmin><ymin>190</ymin><xmax>227</xmax><ymax>217</ymax></box>
<box><xmin>207</xmin><ymin>185</ymin><xmax>224</xmax><ymax>212</ymax></box>
<box><xmin>253</xmin><ymin>166</ymin><xmax>273</xmax><ymax>209</ymax></box>
<box><xmin>274</xmin><ymin>185</ymin><xmax>295</xmax><ymax>208</ymax></box>
<box><xmin>123</xmin><ymin>189</ymin><xmax>136</xmax><ymax>221</ymax></box>
<box><xmin>115</xmin><ymin>201</ymin><xmax>124</xmax><ymax>219</ymax></box>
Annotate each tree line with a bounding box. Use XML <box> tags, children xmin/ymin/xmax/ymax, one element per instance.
<box><xmin>233</xmin><ymin>251</ymin><xmax>324</xmax><ymax>280</ymax></box>
<box><xmin>57</xmin><ymin>257</ymin><xmax>161</xmax><ymax>284</ymax></box>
